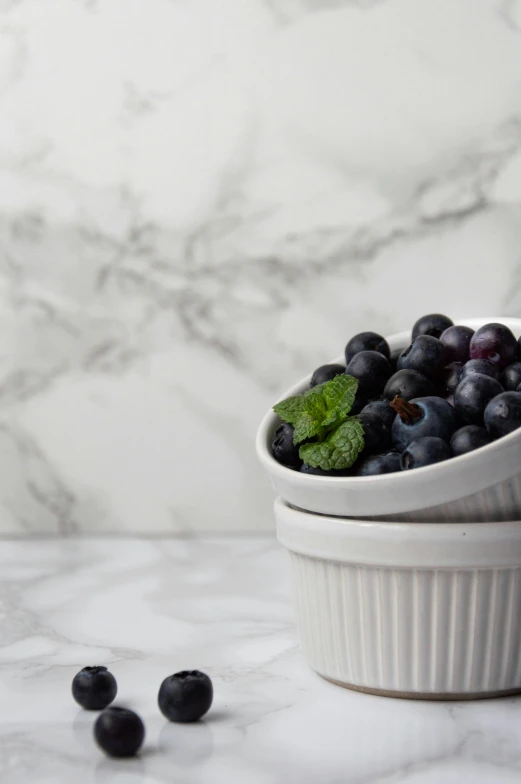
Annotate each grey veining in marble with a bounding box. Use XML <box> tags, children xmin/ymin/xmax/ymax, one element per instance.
<box><xmin>1</xmin><ymin>0</ymin><xmax>521</xmax><ymax>531</ymax></box>
<box><xmin>2</xmin><ymin>538</ymin><xmax>521</xmax><ymax>783</ymax></box>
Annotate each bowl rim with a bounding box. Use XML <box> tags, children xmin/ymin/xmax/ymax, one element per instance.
<box><xmin>275</xmin><ymin>497</ymin><xmax>521</xmax><ymax>568</ymax></box>
<box><xmin>256</xmin><ymin>317</ymin><xmax>521</xmax><ymax>491</ymax></box>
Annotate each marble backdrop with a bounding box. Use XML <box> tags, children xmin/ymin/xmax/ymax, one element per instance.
<box><xmin>1</xmin><ymin>0</ymin><xmax>521</xmax><ymax>533</ymax></box>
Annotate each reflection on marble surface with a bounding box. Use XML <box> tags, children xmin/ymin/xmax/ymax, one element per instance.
<box><xmin>1</xmin><ymin>538</ymin><xmax>521</xmax><ymax>783</ymax></box>
<box><xmin>1</xmin><ymin>1</ymin><xmax>521</xmax><ymax>531</ymax></box>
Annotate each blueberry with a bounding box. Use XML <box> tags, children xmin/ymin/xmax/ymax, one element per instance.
<box><xmin>391</xmin><ymin>396</ymin><xmax>458</xmax><ymax>451</ymax></box>
<box><xmin>484</xmin><ymin>391</ymin><xmax>521</xmax><ymax>438</ymax></box>
<box><xmin>94</xmin><ymin>707</ymin><xmax>145</xmax><ymax>758</ymax></box>
<box><xmin>271</xmin><ymin>423</ymin><xmax>301</xmax><ymax>469</ymax></box>
<box><xmin>412</xmin><ymin>313</ymin><xmax>453</xmax><ymax>340</ymax></box>
<box><xmin>158</xmin><ymin>670</ymin><xmax>213</xmax><ymax>723</ymax></box>
<box><xmin>310</xmin><ymin>364</ymin><xmax>345</xmax><ymax>388</ymax></box>
<box><xmin>361</xmin><ymin>399</ymin><xmax>396</xmax><ymax>429</ymax></box>
<box><xmin>400</xmin><ymin>437</ymin><xmax>452</xmax><ymax>470</ymax></box>
<box><xmin>300</xmin><ymin>464</ymin><xmax>352</xmax><ymax>476</ymax></box>
<box><xmin>345</xmin><ymin>331</ymin><xmax>390</xmax><ymax>364</ymax></box>
<box><xmin>454</xmin><ymin>374</ymin><xmax>504</xmax><ymax>425</ymax></box>
<box><xmin>451</xmin><ymin>425</ymin><xmax>492</xmax><ymax>456</ymax></box>
<box><xmin>502</xmin><ymin>362</ymin><xmax>521</xmax><ymax>391</ymax></box>
<box><xmin>345</xmin><ymin>351</ymin><xmax>391</xmax><ymax>397</ymax></box>
<box><xmin>397</xmin><ymin>336</ymin><xmax>447</xmax><ymax>381</ymax></box>
<box><xmin>357</xmin><ymin>412</ymin><xmax>392</xmax><ymax>455</ymax></box>
<box><xmin>470</xmin><ymin>323</ymin><xmax>518</xmax><ymax>369</ymax></box>
<box><xmin>389</xmin><ymin>347</ymin><xmax>403</xmax><ymax>374</ymax></box>
<box><xmin>349</xmin><ymin>391</ymin><xmax>368</xmax><ymax>415</ymax></box>
<box><xmin>439</xmin><ymin>325</ymin><xmax>474</xmax><ymax>363</ymax></box>
<box><xmin>72</xmin><ymin>666</ymin><xmax>117</xmax><ymax>711</ymax></box>
<box><xmin>355</xmin><ymin>452</ymin><xmax>401</xmax><ymax>476</ymax></box>
<box><xmin>441</xmin><ymin>362</ymin><xmax>463</xmax><ymax>395</ymax></box>
<box><xmin>460</xmin><ymin>359</ymin><xmax>501</xmax><ymax>382</ymax></box>
<box><xmin>383</xmin><ymin>369</ymin><xmax>437</xmax><ymax>401</ymax></box>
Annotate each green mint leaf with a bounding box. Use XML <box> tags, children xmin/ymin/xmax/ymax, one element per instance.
<box><xmin>273</xmin><ymin>373</ymin><xmax>359</xmax><ymax>446</ymax></box>
<box><xmin>311</xmin><ymin>374</ymin><xmax>358</xmax><ymax>429</ymax></box>
<box><xmin>299</xmin><ymin>416</ymin><xmax>365</xmax><ymax>470</ymax></box>
<box><xmin>273</xmin><ymin>395</ymin><xmax>306</xmax><ymax>426</ymax></box>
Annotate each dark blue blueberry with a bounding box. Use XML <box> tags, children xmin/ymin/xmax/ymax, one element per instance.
<box><xmin>412</xmin><ymin>313</ymin><xmax>453</xmax><ymax>340</ymax></box>
<box><xmin>349</xmin><ymin>390</ymin><xmax>368</xmax><ymax>415</ymax></box>
<box><xmin>502</xmin><ymin>362</ymin><xmax>521</xmax><ymax>391</ymax></box>
<box><xmin>484</xmin><ymin>392</ymin><xmax>521</xmax><ymax>438</ymax></box>
<box><xmin>391</xmin><ymin>396</ymin><xmax>458</xmax><ymax>451</ymax></box>
<box><xmin>397</xmin><ymin>336</ymin><xmax>447</xmax><ymax>381</ymax></box>
<box><xmin>357</xmin><ymin>412</ymin><xmax>392</xmax><ymax>455</ymax></box>
<box><xmin>158</xmin><ymin>670</ymin><xmax>213</xmax><ymax>723</ymax></box>
<box><xmin>400</xmin><ymin>437</ymin><xmax>452</xmax><ymax>470</ymax></box>
<box><xmin>454</xmin><ymin>374</ymin><xmax>503</xmax><ymax>425</ymax></box>
<box><xmin>439</xmin><ymin>325</ymin><xmax>474</xmax><ymax>363</ymax></box>
<box><xmin>355</xmin><ymin>452</ymin><xmax>401</xmax><ymax>476</ymax></box>
<box><xmin>310</xmin><ymin>363</ymin><xmax>345</xmax><ymax>388</ymax></box>
<box><xmin>470</xmin><ymin>323</ymin><xmax>518</xmax><ymax>369</ymax></box>
<box><xmin>94</xmin><ymin>707</ymin><xmax>145</xmax><ymax>758</ymax></box>
<box><xmin>384</xmin><ymin>369</ymin><xmax>437</xmax><ymax>401</ymax></box>
<box><xmin>441</xmin><ymin>362</ymin><xmax>463</xmax><ymax>395</ymax></box>
<box><xmin>72</xmin><ymin>666</ymin><xmax>117</xmax><ymax>711</ymax></box>
<box><xmin>389</xmin><ymin>347</ymin><xmax>403</xmax><ymax>373</ymax></box>
<box><xmin>450</xmin><ymin>425</ymin><xmax>492</xmax><ymax>456</ymax></box>
<box><xmin>361</xmin><ymin>399</ymin><xmax>396</xmax><ymax>429</ymax></box>
<box><xmin>271</xmin><ymin>423</ymin><xmax>301</xmax><ymax>469</ymax></box>
<box><xmin>345</xmin><ymin>351</ymin><xmax>391</xmax><ymax>398</ymax></box>
<box><xmin>345</xmin><ymin>331</ymin><xmax>390</xmax><ymax>364</ymax></box>
<box><xmin>460</xmin><ymin>359</ymin><xmax>501</xmax><ymax>382</ymax></box>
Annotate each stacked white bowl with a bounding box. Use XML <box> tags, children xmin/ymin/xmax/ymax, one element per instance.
<box><xmin>256</xmin><ymin>317</ymin><xmax>521</xmax><ymax>699</ymax></box>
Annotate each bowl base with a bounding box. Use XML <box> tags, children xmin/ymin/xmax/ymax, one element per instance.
<box><xmin>321</xmin><ymin>674</ymin><xmax>521</xmax><ymax>701</ymax></box>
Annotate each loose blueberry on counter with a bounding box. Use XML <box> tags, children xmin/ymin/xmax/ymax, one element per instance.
<box><xmin>355</xmin><ymin>452</ymin><xmax>401</xmax><ymax>476</ymax></box>
<box><xmin>502</xmin><ymin>362</ymin><xmax>521</xmax><ymax>391</ymax></box>
<box><xmin>271</xmin><ymin>423</ymin><xmax>301</xmax><ymax>469</ymax></box>
<box><xmin>397</xmin><ymin>336</ymin><xmax>447</xmax><ymax>381</ymax></box>
<box><xmin>310</xmin><ymin>363</ymin><xmax>345</xmax><ymax>388</ymax></box>
<box><xmin>357</xmin><ymin>413</ymin><xmax>393</xmax><ymax>455</ymax></box>
<box><xmin>439</xmin><ymin>325</ymin><xmax>474</xmax><ymax>363</ymax></box>
<box><xmin>412</xmin><ymin>313</ymin><xmax>453</xmax><ymax>340</ymax></box>
<box><xmin>345</xmin><ymin>331</ymin><xmax>390</xmax><ymax>364</ymax></box>
<box><xmin>454</xmin><ymin>374</ymin><xmax>504</xmax><ymax>425</ymax></box>
<box><xmin>400</xmin><ymin>437</ymin><xmax>452</xmax><ymax>470</ymax></box>
<box><xmin>383</xmin><ymin>369</ymin><xmax>437</xmax><ymax>401</ymax></box>
<box><xmin>484</xmin><ymin>391</ymin><xmax>521</xmax><ymax>438</ymax></box>
<box><xmin>391</xmin><ymin>395</ymin><xmax>458</xmax><ymax>451</ymax></box>
<box><xmin>451</xmin><ymin>425</ymin><xmax>492</xmax><ymax>456</ymax></box>
<box><xmin>460</xmin><ymin>358</ymin><xmax>501</xmax><ymax>382</ymax></box>
<box><xmin>72</xmin><ymin>666</ymin><xmax>117</xmax><ymax>711</ymax></box>
<box><xmin>441</xmin><ymin>362</ymin><xmax>463</xmax><ymax>396</ymax></box>
<box><xmin>345</xmin><ymin>350</ymin><xmax>391</xmax><ymax>398</ymax></box>
<box><xmin>470</xmin><ymin>323</ymin><xmax>518</xmax><ymax>369</ymax></box>
<box><xmin>158</xmin><ymin>670</ymin><xmax>213</xmax><ymax>723</ymax></box>
<box><xmin>361</xmin><ymin>399</ymin><xmax>396</xmax><ymax>429</ymax></box>
<box><xmin>94</xmin><ymin>707</ymin><xmax>145</xmax><ymax>758</ymax></box>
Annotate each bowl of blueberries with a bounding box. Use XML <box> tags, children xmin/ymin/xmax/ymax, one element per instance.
<box><xmin>257</xmin><ymin>314</ymin><xmax>521</xmax><ymax>699</ymax></box>
<box><xmin>257</xmin><ymin>314</ymin><xmax>521</xmax><ymax>521</ymax></box>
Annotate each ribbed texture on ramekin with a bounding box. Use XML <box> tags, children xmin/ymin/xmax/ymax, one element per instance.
<box><xmin>290</xmin><ymin>553</ymin><xmax>521</xmax><ymax>696</ymax></box>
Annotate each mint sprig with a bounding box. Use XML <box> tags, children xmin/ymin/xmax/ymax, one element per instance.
<box><xmin>299</xmin><ymin>417</ymin><xmax>365</xmax><ymax>470</ymax></box>
<box><xmin>273</xmin><ymin>374</ymin><xmax>365</xmax><ymax>470</ymax></box>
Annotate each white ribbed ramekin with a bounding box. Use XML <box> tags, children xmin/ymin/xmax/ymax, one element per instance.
<box><xmin>276</xmin><ymin>498</ymin><xmax>521</xmax><ymax>699</ymax></box>
<box><xmin>257</xmin><ymin>317</ymin><xmax>521</xmax><ymax>521</ymax></box>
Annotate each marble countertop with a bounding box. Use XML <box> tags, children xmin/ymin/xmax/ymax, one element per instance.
<box><xmin>2</xmin><ymin>538</ymin><xmax>521</xmax><ymax>783</ymax></box>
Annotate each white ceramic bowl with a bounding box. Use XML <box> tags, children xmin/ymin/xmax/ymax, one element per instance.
<box><xmin>257</xmin><ymin>317</ymin><xmax>521</xmax><ymax>521</ymax></box>
<box><xmin>276</xmin><ymin>497</ymin><xmax>521</xmax><ymax>699</ymax></box>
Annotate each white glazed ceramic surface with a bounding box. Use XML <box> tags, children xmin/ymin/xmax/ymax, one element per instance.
<box><xmin>276</xmin><ymin>498</ymin><xmax>521</xmax><ymax>698</ymax></box>
<box><xmin>257</xmin><ymin>317</ymin><xmax>521</xmax><ymax>521</ymax></box>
